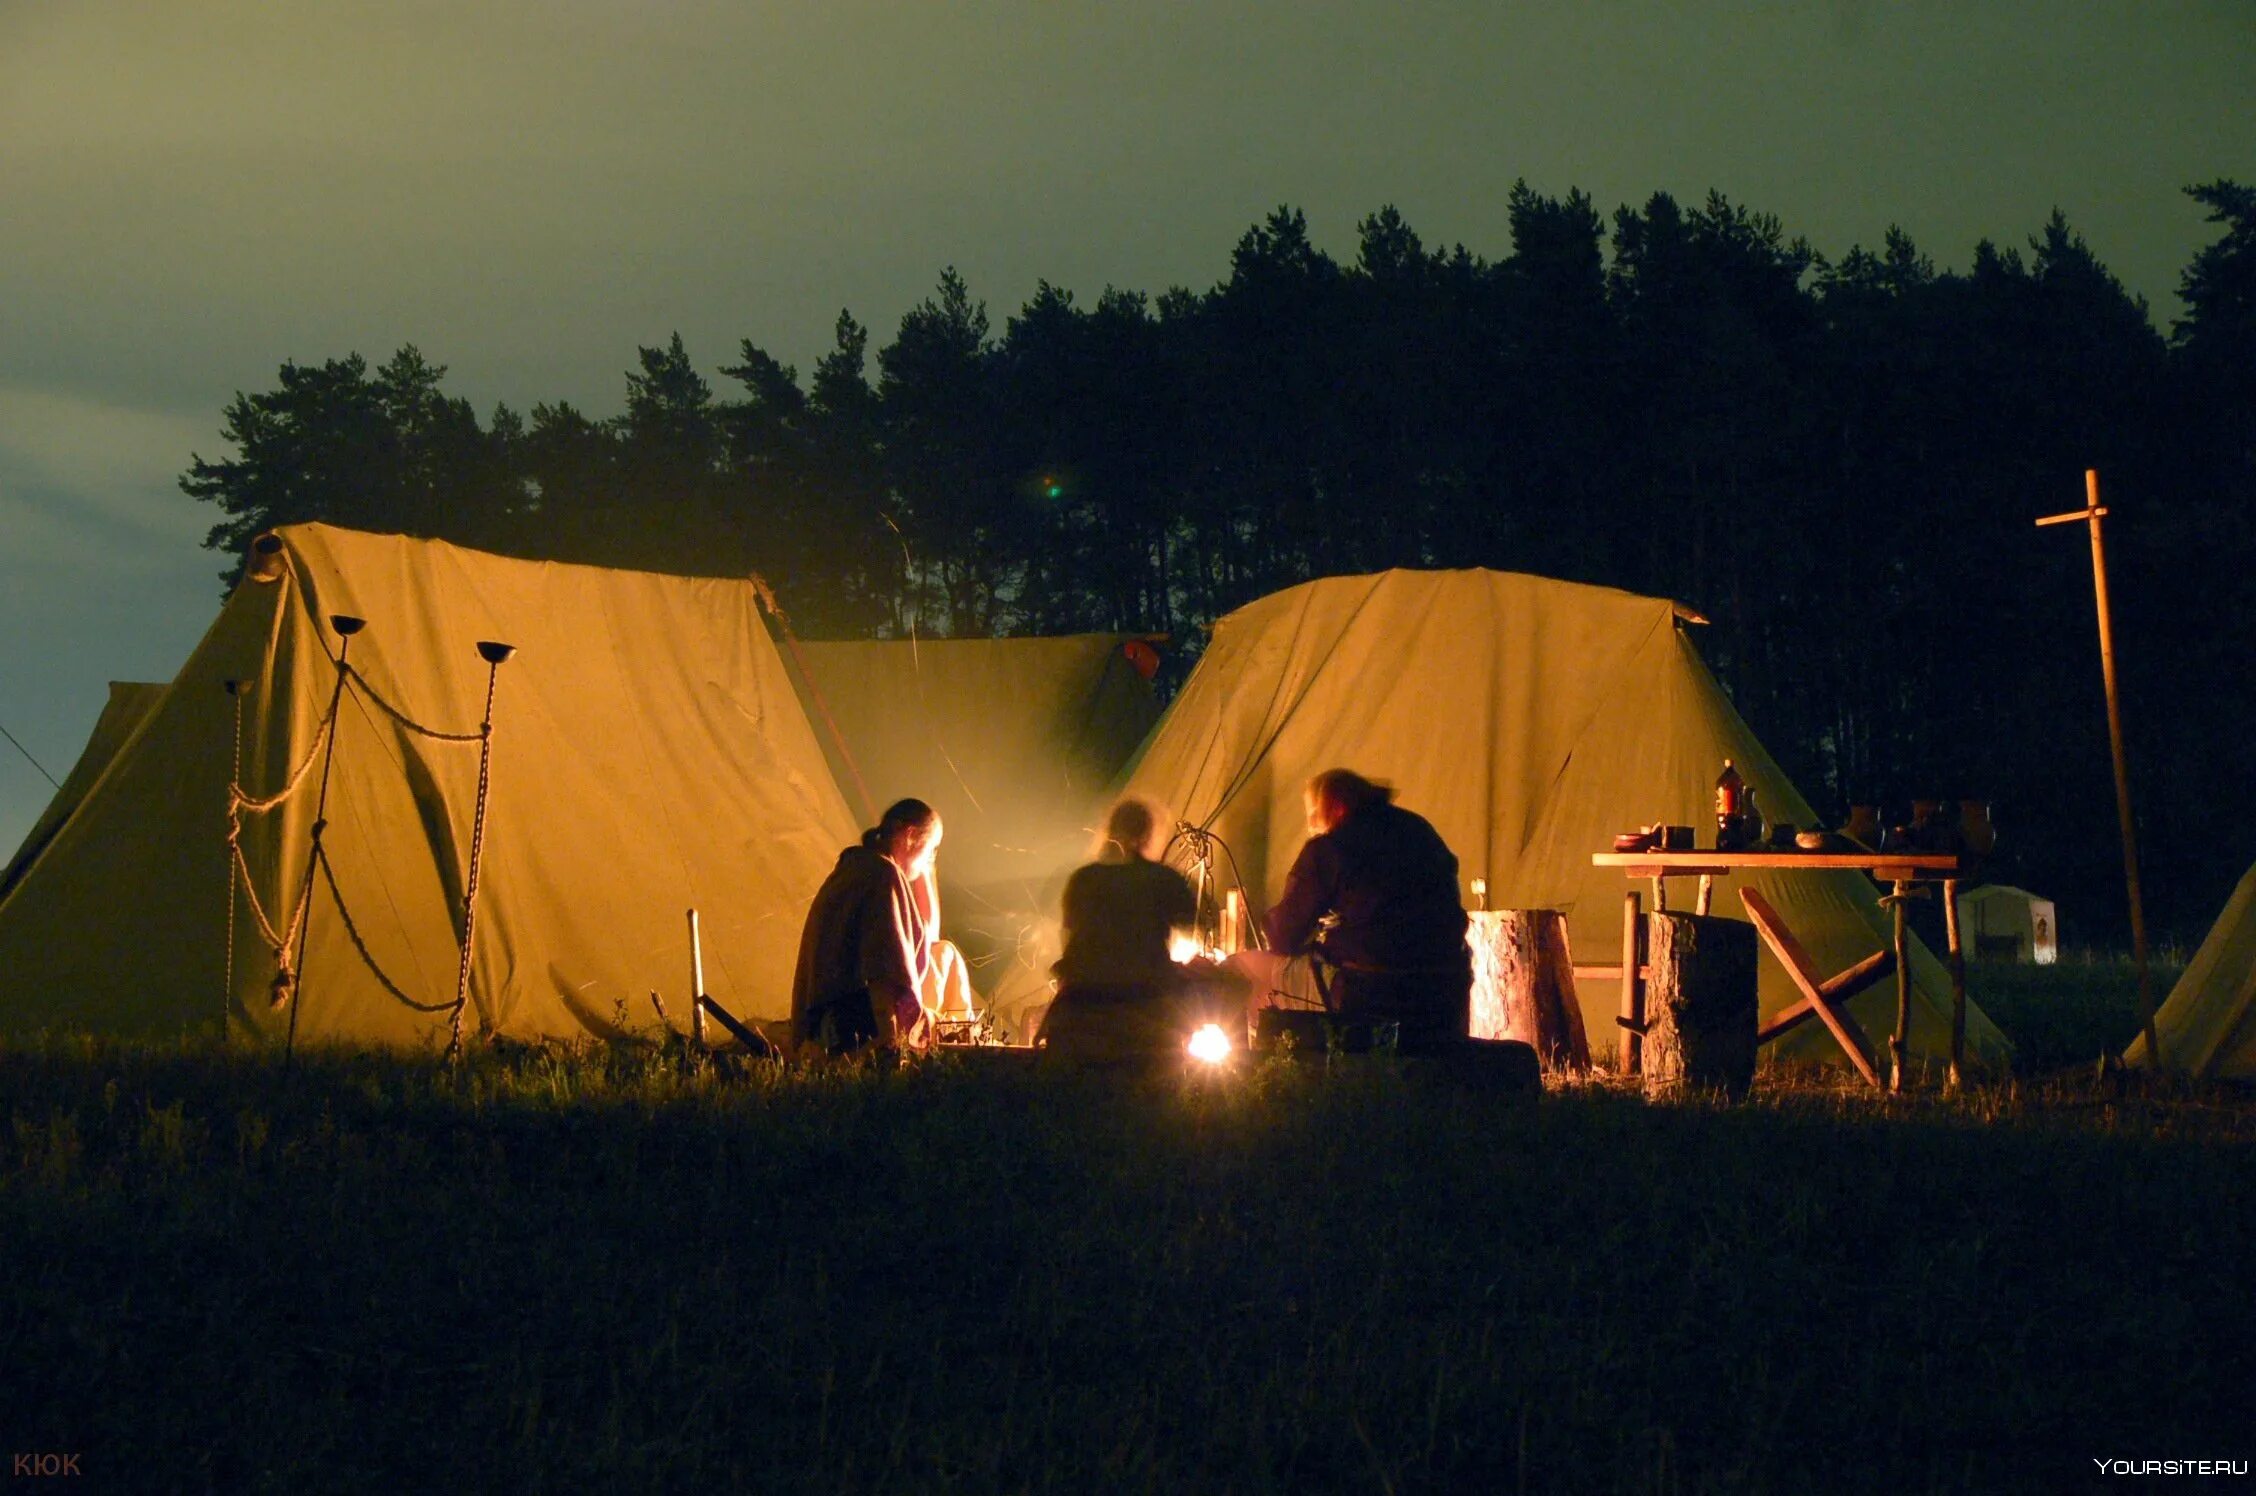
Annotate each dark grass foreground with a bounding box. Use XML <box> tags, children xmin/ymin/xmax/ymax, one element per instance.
<box><xmin>3</xmin><ymin>1036</ymin><xmax>2251</xmax><ymax>1494</ymax></box>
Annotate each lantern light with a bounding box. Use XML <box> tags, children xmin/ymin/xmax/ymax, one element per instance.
<box><xmin>1187</xmin><ymin>1023</ymin><xmax>1232</xmax><ymax>1065</ymax></box>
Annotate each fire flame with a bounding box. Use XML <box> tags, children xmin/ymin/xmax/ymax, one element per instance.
<box><xmin>1187</xmin><ymin>1023</ymin><xmax>1232</xmax><ymax>1065</ymax></box>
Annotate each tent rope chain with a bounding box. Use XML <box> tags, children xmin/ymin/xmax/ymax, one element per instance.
<box><xmin>222</xmin><ymin>638</ymin><xmax>504</xmax><ymax>1036</ymax></box>
<box><xmin>225</xmin><ymin>712</ymin><xmax>334</xmax><ymax>976</ymax></box>
<box><xmin>448</xmin><ymin>643</ymin><xmax>515</xmax><ymax>1056</ymax></box>
<box><xmin>341</xmin><ymin>663</ymin><xmax>486</xmax><ymax>744</ymax></box>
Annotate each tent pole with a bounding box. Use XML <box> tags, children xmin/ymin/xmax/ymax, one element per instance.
<box><xmin>284</xmin><ymin>615</ymin><xmax>363</xmax><ymax>1066</ymax></box>
<box><xmin>449</xmin><ymin>642</ymin><xmax>515</xmax><ymax>1059</ymax></box>
<box><xmin>750</xmin><ymin>573</ymin><xmax>878</xmax><ymax>825</ymax></box>
<box><xmin>2036</xmin><ymin>470</ymin><xmax>2159</xmax><ymax>1071</ymax></box>
<box><xmin>223</xmin><ymin>679</ymin><xmax>246</xmax><ymax>1021</ymax></box>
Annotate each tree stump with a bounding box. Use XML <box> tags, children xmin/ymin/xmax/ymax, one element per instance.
<box><xmin>1468</xmin><ymin>909</ymin><xmax>1590</xmax><ymax>1073</ymax></box>
<box><xmin>1643</xmin><ymin>912</ymin><xmax>1758</xmax><ymax>1099</ymax></box>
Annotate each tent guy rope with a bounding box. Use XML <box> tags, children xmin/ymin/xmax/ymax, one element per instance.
<box><xmin>0</xmin><ymin>715</ymin><xmax>60</xmax><ymax>789</ymax></box>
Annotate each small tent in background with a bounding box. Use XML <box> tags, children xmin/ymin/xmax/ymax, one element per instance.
<box><xmin>1957</xmin><ymin>885</ymin><xmax>2059</xmax><ymax>964</ymax></box>
<box><xmin>2124</xmin><ymin>860</ymin><xmax>2256</xmax><ymax>1078</ymax></box>
<box><xmin>0</xmin><ymin>525</ymin><xmax>857</xmax><ymax>1045</ymax></box>
<box><xmin>779</xmin><ymin>635</ymin><xmax>1162</xmax><ymax>999</ymax></box>
<box><xmin>0</xmin><ymin>681</ymin><xmax>167</xmax><ymax>904</ymax></box>
<box><xmin>1099</xmin><ymin>568</ymin><xmax>2012</xmax><ymax>1070</ymax></box>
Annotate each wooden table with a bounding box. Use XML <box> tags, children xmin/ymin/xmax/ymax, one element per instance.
<box><xmin>1591</xmin><ymin>851</ymin><xmax>1973</xmax><ymax>1091</ymax></box>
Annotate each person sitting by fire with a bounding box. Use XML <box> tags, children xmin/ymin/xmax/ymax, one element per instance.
<box><xmin>791</xmin><ymin>797</ymin><xmax>944</xmax><ymax>1057</ymax></box>
<box><xmin>1233</xmin><ymin>768</ymin><xmax>1471</xmax><ymax>1050</ymax></box>
<box><xmin>1039</xmin><ymin>797</ymin><xmax>1201</xmax><ymax>1059</ymax></box>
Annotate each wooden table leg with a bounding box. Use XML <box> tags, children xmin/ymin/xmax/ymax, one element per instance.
<box><xmin>1620</xmin><ymin>890</ymin><xmax>1644</xmax><ymax>1076</ymax></box>
<box><xmin>1741</xmin><ymin>887</ymin><xmax>1884</xmax><ymax>1089</ymax></box>
<box><xmin>1651</xmin><ymin>875</ymin><xmax>1668</xmax><ymax>913</ymax></box>
<box><xmin>1889</xmin><ymin>878</ymin><xmax>1912</xmax><ymax>1093</ymax></box>
<box><xmin>1944</xmin><ymin>878</ymin><xmax>1966</xmax><ymax>1090</ymax></box>
<box><xmin>1695</xmin><ymin>873</ymin><xmax>1713</xmax><ymax>916</ymax></box>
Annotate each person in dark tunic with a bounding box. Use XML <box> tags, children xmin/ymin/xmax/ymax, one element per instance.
<box><xmin>1040</xmin><ymin>798</ymin><xmax>1199</xmax><ymax>1059</ymax></box>
<box><xmin>790</xmin><ymin>798</ymin><xmax>942</xmax><ymax>1055</ymax></box>
<box><xmin>1257</xmin><ymin>768</ymin><xmax>1471</xmax><ymax>1047</ymax></box>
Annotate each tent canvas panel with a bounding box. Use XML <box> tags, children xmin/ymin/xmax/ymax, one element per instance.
<box><xmin>1110</xmin><ymin>568</ymin><xmax>2011</xmax><ymax>1070</ymax></box>
<box><xmin>0</xmin><ymin>526</ymin><xmax>858</xmax><ymax>1045</ymax></box>
<box><xmin>2126</xmin><ymin>859</ymin><xmax>2256</xmax><ymax>1077</ymax></box>
<box><xmin>1</xmin><ymin>681</ymin><xmax>168</xmax><ymax>903</ymax></box>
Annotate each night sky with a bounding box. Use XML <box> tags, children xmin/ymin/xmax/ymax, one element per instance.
<box><xmin>2</xmin><ymin>0</ymin><xmax>2250</xmax><ymax>849</ymax></box>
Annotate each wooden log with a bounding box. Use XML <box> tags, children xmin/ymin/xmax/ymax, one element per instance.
<box><xmin>1642</xmin><ymin>912</ymin><xmax>1759</xmax><ymax>1100</ymax></box>
<box><xmin>1468</xmin><ymin>909</ymin><xmax>1590</xmax><ymax>1072</ymax></box>
<box><xmin>1406</xmin><ymin>1037</ymin><xmax>1541</xmax><ymax>1093</ymax></box>
<box><xmin>1467</xmin><ymin>910</ymin><xmax>1511</xmax><ymax>1043</ymax></box>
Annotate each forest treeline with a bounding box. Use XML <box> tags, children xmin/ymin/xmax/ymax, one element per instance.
<box><xmin>182</xmin><ymin>181</ymin><xmax>2256</xmax><ymax>943</ymax></box>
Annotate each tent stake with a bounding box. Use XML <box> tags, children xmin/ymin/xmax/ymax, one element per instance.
<box><xmin>2035</xmin><ymin>470</ymin><xmax>2159</xmax><ymax>1072</ymax></box>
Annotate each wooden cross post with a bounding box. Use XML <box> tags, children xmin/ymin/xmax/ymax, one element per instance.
<box><xmin>2036</xmin><ymin>469</ymin><xmax>2160</xmax><ymax>1070</ymax></box>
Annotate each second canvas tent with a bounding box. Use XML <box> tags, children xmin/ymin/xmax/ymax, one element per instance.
<box><xmin>1107</xmin><ymin>567</ymin><xmax>2011</xmax><ymax>1069</ymax></box>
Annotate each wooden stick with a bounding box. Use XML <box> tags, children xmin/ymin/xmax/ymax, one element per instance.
<box><xmin>1619</xmin><ymin>891</ymin><xmax>1644</xmax><ymax>1076</ymax></box>
<box><xmin>1755</xmin><ymin>949</ymin><xmax>1894</xmax><ymax>1041</ymax></box>
<box><xmin>1694</xmin><ymin>873</ymin><xmax>1714</xmax><ymax>917</ymax></box>
<box><xmin>1944</xmin><ymin>878</ymin><xmax>1967</xmax><ymax>1089</ymax></box>
<box><xmin>1889</xmin><ymin>879</ymin><xmax>1912</xmax><ymax>1092</ymax></box>
<box><xmin>696</xmin><ymin>994</ymin><xmax>778</xmax><ymax>1058</ymax></box>
<box><xmin>1740</xmin><ymin>887</ymin><xmax>1882</xmax><ymax>1088</ymax></box>
<box><xmin>1594</xmin><ymin>852</ymin><xmax>1965</xmax><ymax>872</ymax></box>
<box><xmin>687</xmin><ymin>907</ymin><xmax>708</xmax><ymax>1051</ymax></box>
<box><xmin>2084</xmin><ymin>471</ymin><xmax>2158</xmax><ymax>1070</ymax></box>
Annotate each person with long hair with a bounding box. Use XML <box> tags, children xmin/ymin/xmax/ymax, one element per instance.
<box><xmin>790</xmin><ymin>797</ymin><xmax>943</xmax><ymax>1055</ymax></box>
<box><xmin>1040</xmin><ymin>797</ymin><xmax>1199</xmax><ymax>1059</ymax></box>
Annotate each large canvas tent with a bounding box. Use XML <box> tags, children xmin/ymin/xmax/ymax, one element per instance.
<box><xmin>779</xmin><ymin>635</ymin><xmax>1161</xmax><ymax>994</ymax></box>
<box><xmin>0</xmin><ymin>525</ymin><xmax>858</xmax><ymax>1045</ymax></box>
<box><xmin>1</xmin><ymin>680</ymin><xmax>166</xmax><ymax>903</ymax></box>
<box><xmin>2124</xmin><ymin>859</ymin><xmax>2256</xmax><ymax>1078</ymax></box>
<box><xmin>1107</xmin><ymin>568</ymin><xmax>2011</xmax><ymax>1069</ymax></box>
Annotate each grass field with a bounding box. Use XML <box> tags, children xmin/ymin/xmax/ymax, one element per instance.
<box><xmin>3</xmin><ymin>963</ymin><xmax>2250</xmax><ymax>1493</ymax></box>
